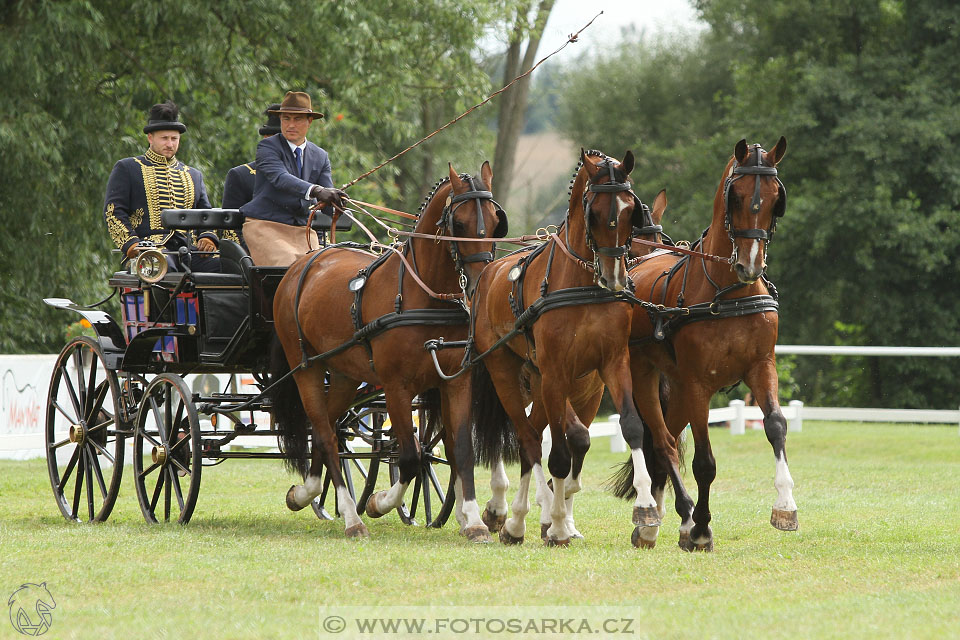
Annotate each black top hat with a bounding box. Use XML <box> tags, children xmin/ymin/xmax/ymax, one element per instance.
<box><xmin>259</xmin><ymin>103</ymin><xmax>282</xmax><ymax>136</ymax></box>
<box><xmin>143</xmin><ymin>100</ymin><xmax>187</xmax><ymax>134</ymax></box>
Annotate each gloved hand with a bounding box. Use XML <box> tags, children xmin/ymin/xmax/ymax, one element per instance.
<box><xmin>125</xmin><ymin>242</ymin><xmax>141</xmax><ymax>259</ymax></box>
<box><xmin>310</xmin><ymin>186</ymin><xmax>348</xmax><ymax>210</ymax></box>
<box><xmin>196</xmin><ymin>237</ymin><xmax>217</xmax><ymax>252</ymax></box>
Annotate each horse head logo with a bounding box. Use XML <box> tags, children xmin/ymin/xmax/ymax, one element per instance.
<box><xmin>7</xmin><ymin>583</ymin><xmax>56</xmax><ymax>636</ymax></box>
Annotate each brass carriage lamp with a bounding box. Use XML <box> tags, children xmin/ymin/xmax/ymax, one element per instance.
<box><xmin>132</xmin><ymin>241</ymin><xmax>168</xmax><ymax>283</ymax></box>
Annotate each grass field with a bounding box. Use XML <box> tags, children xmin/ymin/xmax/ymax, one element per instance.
<box><xmin>2</xmin><ymin>422</ymin><xmax>959</xmax><ymax>639</ymax></box>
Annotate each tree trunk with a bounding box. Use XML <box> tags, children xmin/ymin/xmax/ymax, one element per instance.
<box><xmin>492</xmin><ymin>0</ymin><xmax>555</xmax><ymax>207</ymax></box>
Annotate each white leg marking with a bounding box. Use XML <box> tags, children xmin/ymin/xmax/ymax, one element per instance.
<box><xmin>374</xmin><ymin>478</ymin><xmax>410</xmax><ymax>513</ymax></box>
<box><xmin>630</xmin><ymin>448</ymin><xmax>657</xmax><ymax>509</ymax></box>
<box><xmin>653</xmin><ymin>485</ymin><xmax>666</xmax><ymax>520</ymax></box>
<box><xmin>773</xmin><ymin>451</ymin><xmax>797</xmax><ymax>511</ymax></box>
<box><xmin>337</xmin><ymin>485</ymin><xmax>363</xmax><ymax>530</ymax></box>
<box><xmin>524</xmin><ymin>403</ymin><xmax>533</xmax><ymax>417</ymax></box>
<box><xmin>547</xmin><ymin>475</ymin><xmax>571</xmax><ymax>541</ymax></box>
<box><xmin>293</xmin><ymin>473</ymin><xmax>323</xmax><ymax>507</ymax></box>
<box><xmin>486</xmin><ymin>459</ymin><xmax>510</xmax><ymax>517</ymax></box>
<box><xmin>503</xmin><ymin>470</ymin><xmax>532</xmax><ymax>539</ymax></box>
<box><xmin>533</xmin><ymin>464</ymin><xmax>553</xmax><ymax>527</ymax></box>
<box><xmin>454</xmin><ymin>477</ymin><xmax>467</xmax><ymax>530</ymax></box>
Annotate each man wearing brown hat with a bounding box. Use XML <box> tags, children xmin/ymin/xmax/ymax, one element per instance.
<box><xmin>240</xmin><ymin>91</ymin><xmax>347</xmax><ymax>266</ymax></box>
<box><xmin>103</xmin><ymin>100</ymin><xmax>221</xmax><ymax>272</ymax></box>
<box><xmin>221</xmin><ymin>103</ymin><xmax>282</xmax><ymax>212</ymax></box>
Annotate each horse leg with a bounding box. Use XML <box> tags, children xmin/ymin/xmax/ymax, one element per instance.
<box><xmin>364</xmin><ymin>389</ymin><xmax>418</xmax><ymax>519</ymax></box>
<box><xmin>601</xmin><ymin>356</ymin><xmax>660</xmax><ymax>548</ymax></box>
<box><xmin>668</xmin><ymin>381</ymin><xmax>715</xmax><ymax>551</ymax></box>
<box><xmin>631</xmin><ymin>365</ymin><xmax>695</xmax><ymax>549</ymax></box>
<box><xmin>539</xmin><ymin>381</ymin><xmax>575</xmax><ymax>546</ymax></box>
<box><xmin>746</xmin><ymin>361</ymin><xmax>798</xmax><ymax>531</ymax></box>
<box><xmin>500</xmin><ymin>458</ymin><xmax>533</xmax><ymax>545</ymax></box>
<box><xmin>285</xmin><ymin>367</ymin><xmax>368</xmax><ymax>538</ymax></box>
<box><xmin>483</xmin><ymin>459</ymin><xmax>509</xmax><ymax>533</ymax></box>
<box><xmin>561</xmin><ymin>400</ymin><xmax>590</xmax><ymax>540</ymax></box>
<box><xmin>442</xmin><ymin>378</ymin><xmax>491</xmax><ymax>542</ymax></box>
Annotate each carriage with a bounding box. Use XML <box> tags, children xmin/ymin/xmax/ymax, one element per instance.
<box><xmin>42</xmin><ymin>209</ymin><xmax>455</xmax><ymax>526</ymax></box>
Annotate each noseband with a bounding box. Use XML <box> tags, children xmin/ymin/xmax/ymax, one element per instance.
<box><xmin>722</xmin><ymin>144</ymin><xmax>787</xmax><ymax>246</ymax></box>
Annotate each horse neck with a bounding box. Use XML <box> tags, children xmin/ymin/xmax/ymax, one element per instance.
<box><xmin>406</xmin><ymin>183</ymin><xmax>459</xmax><ymax>299</ymax></box>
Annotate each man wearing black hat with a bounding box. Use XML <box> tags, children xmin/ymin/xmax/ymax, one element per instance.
<box><xmin>240</xmin><ymin>91</ymin><xmax>347</xmax><ymax>266</ymax></box>
<box><xmin>103</xmin><ymin>100</ymin><xmax>220</xmax><ymax>272</ymax></box>
<box><xmin>221</xmin><ymin>103</ymin><xmax>282</xmax><ymax>213</ymax></box>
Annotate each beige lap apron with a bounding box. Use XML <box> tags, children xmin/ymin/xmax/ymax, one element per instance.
<box><xmin>242</xmin><ymin>218</ymin><xmax>320</xmax><ymax>267</ymax></box>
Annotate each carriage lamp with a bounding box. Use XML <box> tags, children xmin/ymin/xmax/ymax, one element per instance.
<box><xmin>133</xmin><ymin>242</ymin><xmax>168</xmax><ymax>283</ymax></box>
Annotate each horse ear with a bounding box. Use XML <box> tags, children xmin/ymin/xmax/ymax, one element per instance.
<box><xmin>448</xmin><ymin>163</ymin><xmax>464</xmax><ymax>190</ymax></box>
<box><xmin>480</xmin><ymin>160</ymin><xmax>493</xmax><ymax>188</ymax></box>
<box><xmin>620</xmin><ymin>150</ymin><xmax>634</xmax><ymax>176</ymax></box>
<box><xmin>651</xmin><ymin>189</ymin><xmax>667</xmax><ymax>224</ymax></box>
<box><xmin>735</xmin><ymin>139</ymin><xmax>748</xmax><ymax>163</ymax></box>
<box><xmin>770</xmin><ymin>136</ymin><xmax>787</xmax><ymax>164</ymax></box>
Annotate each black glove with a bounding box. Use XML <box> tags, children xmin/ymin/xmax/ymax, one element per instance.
<box><xmin>310</xmin><ymin>186</ymin><xmax>348</xmax><ymax>210</ymax></box>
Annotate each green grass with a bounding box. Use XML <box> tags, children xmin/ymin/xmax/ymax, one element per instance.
<box><xmin>2</xmin><ymin>422</ymin><xmax>959</xmax><ymax>639</ymax></box>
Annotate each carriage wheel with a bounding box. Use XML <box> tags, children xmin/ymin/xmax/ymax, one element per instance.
<box><xmin>45</xmin><ymin>337</ymin><xmax>125</xmax><ymax>522</ymax></box>
<box><xmin>132</xmin><ymin>374</ymin><xmax>202</xmax><ymax>524</ymax></box>
<box><xmin>394</xmin><ymin>412</ymin><xmax>456</xmax><ymax>528</ymax></box>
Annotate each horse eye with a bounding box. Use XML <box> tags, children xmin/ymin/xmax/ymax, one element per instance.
<box><xmin>452</xmin><ymin>219</ymin><xmax>466</xmax><ymax>235</ymax></box>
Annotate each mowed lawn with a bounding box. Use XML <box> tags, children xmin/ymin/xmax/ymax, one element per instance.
<box><xmin>1</xmin><ymin>421</ymin><xmax>958</xmax><ymax>639</ymax></box>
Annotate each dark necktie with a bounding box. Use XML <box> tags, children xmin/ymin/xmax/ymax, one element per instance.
<box><xmin>294</xmin><ymin>147</ymin><xmax>303</xmax><ymax>177</ymax></box>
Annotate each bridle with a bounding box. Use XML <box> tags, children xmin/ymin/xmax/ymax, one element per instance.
<box><xmin>574</xmin><ymin>154</ymin><xmax>651</xmax><ymax>276</ymax></box>
<box><xmin>435</xmin><ymin>174</ymin><xmax>508</xmax><ymax>296</ymax></box>
<box><xmin>722</xmin><ymin>144</ymin><xmax>787</xmax><ymax>256</ymax></box>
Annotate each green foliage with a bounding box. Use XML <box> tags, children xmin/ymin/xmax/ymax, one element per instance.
<box><xmin>0</xmin><ymin>0</ymin><xmax>517</xmax><ymax>353</ymax></box>
<box><xmin>554</xmin><ymin>0</ymin><xmax>960</xmax><ymax>408</ymax></box>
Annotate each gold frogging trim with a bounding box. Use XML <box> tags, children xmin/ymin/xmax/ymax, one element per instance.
<box><xmin>135</xmin><ymin>155</ymin><xmax>198</xmax><ymax>245</ymax></box>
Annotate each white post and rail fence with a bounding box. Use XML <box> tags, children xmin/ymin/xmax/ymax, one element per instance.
<box><xmin>2</xmin><ymin>346</ymin><xmax>958</xmax><ymax>460</ymax></box>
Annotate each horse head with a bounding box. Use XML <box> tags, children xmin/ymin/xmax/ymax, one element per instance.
<box><xmin>571</xmin><ymin>149</ymin><xmax>645</xmax><ymax>291</ymax></box>
<box><xmin>717</xmin><ymin>137</ymin><xmax>787</xmax><ymax>283</ymax></box>
<box><xmin>629</xmin><ymin>189</ymin><xmax>667</xmax><ymax>259</ymax></box>
<box><xmin>419</xmin><ymin>161</ymin><xmax>506</xmax><ymax>301</ymax></box>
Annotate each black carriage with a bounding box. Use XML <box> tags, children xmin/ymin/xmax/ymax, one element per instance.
<box><xmin>43</xmin><ymin>209</ymin><xmax>455</xmax><ymax>526</ymax></box>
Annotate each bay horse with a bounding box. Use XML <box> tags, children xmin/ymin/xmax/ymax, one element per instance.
<box><xmin>271</xmin><ymin>162</ymin><xmax>506</xmax><ymax>540</ymax></box>
<box><xmin>471</xmin><ymin>150</ymin><xmax>681</xmax><ymax>546</ymax></box>
<box><xmin>612</xmin><ymin>137</ymin><xmax>796</xmax><ymax>551</ymax></box>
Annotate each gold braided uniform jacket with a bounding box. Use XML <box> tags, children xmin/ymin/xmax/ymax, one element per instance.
<box><xmin>103</xmin><ymin>148</ymin><xmax>239</xmax><ymax>255</ymax></box>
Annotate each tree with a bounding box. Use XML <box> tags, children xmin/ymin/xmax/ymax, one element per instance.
<box><xmin>0</xmin><ymin>0</ymin><xmax>514</xmax><ymax>353</ymax></box>
<box><xmin>491</xmin><ymin>0</ymin><xmax>555</xmax><ymax>204</ymax></box>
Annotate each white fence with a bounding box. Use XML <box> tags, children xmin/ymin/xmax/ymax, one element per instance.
<box><xmin>3</xmin><ymin>346</ymin><xmax>959</xmax><ymax>459</ymax></box>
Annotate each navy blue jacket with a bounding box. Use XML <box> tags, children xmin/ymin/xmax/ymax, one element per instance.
<box><xmin>222</xmin><ymin>162</ymin><xmax>256</xmax><ymax>210</ymax></box>
<box><xmin>240</xmin><ymin>134</ymin><xmax>333</xmax><ymax>226</ymax></box>
<box><xmin>103</xmin><ymin>149</ymin><xmax>215</xmax><ymax>255</ymax></box>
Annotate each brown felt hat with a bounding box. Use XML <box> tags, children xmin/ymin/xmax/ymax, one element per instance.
<box><xmin>268</xmin><ymin>91</ymin><xmax>323</xmax><ymax>119</ymax></box>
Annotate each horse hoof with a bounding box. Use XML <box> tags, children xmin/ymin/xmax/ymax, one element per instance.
<box><xmin>499</xmin><ymin>528</ymin><xmax>524</xmax><ymax>545</ymax></box>
<box><xmin>286</xmin><ymin>486</ymin><xmax>306</xmax><ymax>512</ymax></box>
<box><xmin>365</xmin><ymin>493</ymin><xmax>386</xmax><ymax>519</ymax></box>
<box><xmin>345</xmin><ymin>523</ymin><xmax>370</xmax><ymax>538</ymax></box>
<box><xmin>771</xmin><ymin>508</ymin><xmax>799</xmax><ymax>531</ymax></box>
<box><xmin>631</xmin><ymin>526</ymin><xmax>658</xmax><ymax>549</ymax></box>
<box><xmin>678</xmin><ymin>530</ymin><xmax>694</xmax><ymax>552</ymax></box>
<box><xmin>694</xmin><ymin>539</ymin><xmax>714</xmax><ymax>552</ymax></box>
<box><xmin>544</xmin><ymin>536</ymin><xmax>570</xmax><ymax>548</ymax></box>
<box><xmin>540</xmin><ymin>523</ymin><xmax>550</xmax><ymax>541</ymax></box>
<box><xmin>464</xmin><ymin>525</ymin><xmax>492</xmax><ymax>543</ymax></box>
<box><xmin>632</xmin><ymin>505</ymin><xmax>661</xmax><ymax>527</ymax></box>
<box><xmin>482</xmin><ymin>507</ymin><xmax>506</xmax><ymax>533</ymax></box>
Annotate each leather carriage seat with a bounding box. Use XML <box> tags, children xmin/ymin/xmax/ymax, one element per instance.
<box><xmin>219</xmin><ymin>238</ymin><xmax>253</xmax><ymax>283</ymax></box>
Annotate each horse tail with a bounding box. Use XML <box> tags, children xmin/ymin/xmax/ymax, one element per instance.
<box><xmin>418</xmin><ymin>387</ymin><xmax>442</xmax><ymax>440</ymax></box>
<box><xmin>471</xmin><ymin>360</ymin><xmax>519</xmax><ymax>467</ymax></box>
<box><xmin>606</xmin><ymin>454</ymin><xmax>637</xmax><ymax>500</ymax></box>
<box><xmin>270</xmin><ymin>337</ymin><xmax>311</xmax><ymax>477</ymax></box>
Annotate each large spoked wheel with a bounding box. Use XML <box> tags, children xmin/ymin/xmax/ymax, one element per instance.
<box><xmin>133</xmin><ymin>374</ymin><xmax>202</xmax><ymax>524</ymax></box>
<box><xmin>395</xmin><ymin>408</ymin><xmax>456</xmax><ymax>528</ymax></box>
<box><xmin>45</xmin><ymin>336</ymin><xmax>126</xmax><ymax>522</ymax></box>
